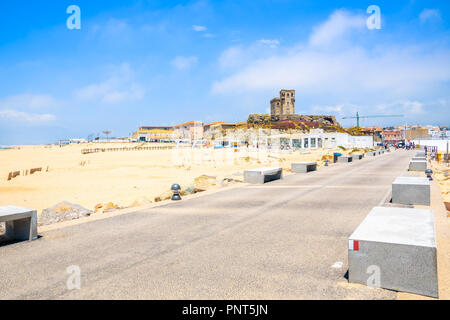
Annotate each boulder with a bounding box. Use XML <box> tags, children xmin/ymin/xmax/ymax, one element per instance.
<box><xmin>39</xmin><ymin>201</ymin><xmax>93</xmax><ymax>226</ymax></box>
<box><xmin>130</xmin><ymin>197</ymin><xmax>152</xmax><ymax>207</ymax></box>
<box><xmin>194</xmin><ymin>175</ymin><xmax>218</xmax><ymax>191</ymax></box>
<box><xmin>154</xmin><ymin>190</ymin><xmax>173</xmax><ymax>202</ymax></box>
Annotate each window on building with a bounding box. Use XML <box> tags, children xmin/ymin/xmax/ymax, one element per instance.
<box><xmin>304</xmin><ymin>138</ymin><xmax>309</xmax><ymax>148</ymax></box>
<box><xmin>292</xmin><ymin>139</ymin><xmax>302</xmax><ymax>149</ymax></box>
<box><xmin>311</xmin><ymin>138</ymin><xmax>316</xmax><ymax>148</ymax></box>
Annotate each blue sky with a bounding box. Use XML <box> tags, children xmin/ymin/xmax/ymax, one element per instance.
<box><xmin>0</xmin><ymin>0</ymin><xmax>449</xmax><ymax>144</ymax></box>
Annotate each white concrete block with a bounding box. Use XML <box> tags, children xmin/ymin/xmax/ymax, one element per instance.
<box><xmin>349</xmin><ymin>206</ymin><xmax>438</xmax><ymax>298</ymax></box>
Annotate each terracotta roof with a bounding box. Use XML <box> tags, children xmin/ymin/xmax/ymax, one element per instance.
<box><xmin>173</xmin><ymin>120</ymin><xmax>203</xmax><ymax>127</ymax></box>
<box><xmin>139</xmin><ymin>126</ymin><xmax>173</xmax><ymax>130</ymax></box>
<box><xmin>204</xmin><ymin>121</ymin><xmax>226</xmax><ymax>127</ymax></box>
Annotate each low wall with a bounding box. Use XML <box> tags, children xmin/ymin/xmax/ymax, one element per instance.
<box><xmin>412</xmin><ymin>139</ymin><xmax>450</xmax><ymax>152</ymax></box>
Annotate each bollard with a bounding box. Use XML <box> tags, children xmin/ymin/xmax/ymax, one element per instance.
<box><xmin>324</xmin><ymin>159</ymin><xmax>329</xmax><ymax>167</ymax></box>
<box><xmin>425</xmin><ymin>169</ymin><xmax>433</xmax><ymax>181</ymax></box>
<box><xmin>171</xmin><ymin>184</ymin><xmax>182</xmax><ymax>201</ymax></box>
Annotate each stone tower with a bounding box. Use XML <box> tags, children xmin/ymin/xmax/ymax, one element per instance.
<box><xmin>270</xmin><ymin>89</ymin><xmax>295</xmax><ymax>116</ymax></box>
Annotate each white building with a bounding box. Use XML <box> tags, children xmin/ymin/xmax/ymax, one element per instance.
<box><xmin>208</xmin><ymin>128</ymin><xmax>374</xmax><ymax>150</ymax></box>
<box><xmin>412</xmin><ymin>138</ymin><xmax>450</xmax><ymax>152</ymax></box>
<box><xmin>288</xmin><ymin>130</ymin><xmax>374</xmax><ymax>150</ymax></box>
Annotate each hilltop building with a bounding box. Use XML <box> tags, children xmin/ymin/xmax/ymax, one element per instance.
<box><xmin>270</xmin><ymin>89</ymin><xmax>295</xmax><ymax>116</ymax></box>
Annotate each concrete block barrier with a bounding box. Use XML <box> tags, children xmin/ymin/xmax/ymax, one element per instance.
<box><xmin>244</xmin><ymin>167</ymin><xmax>282</xmax><ymax>184</ymax></box>
<box><xmin>392</xmin><ymin>176</ymin><xmax>430</xmax><ymax>206</ymax></box>
<box><xmin>291</xmin><ymin>162</ymin><xmax>317</xmax><ymax>173</ymax></box>
<box><xmin>337</xmin><ymin>156</ymin><xmax>353</xmax><ymax>163</ymax></box>
<box><xmin>409</xmin><ymin>160</ymin><xmax>427</xmax><ymax>171</ymax></box>
<box><xmin>348</xmin><ymin>206</ymin><xmax>438</xmax><ymax>298</ymax></box>
<box><xmin>0</xmin><ymin>206</ymin><xmax>38</xmax><ymax>241</ymax></box>
<box><xmin>416</xmin><ymin>152</ymin><xmax>426</xmax><ymax>157</ymax></box>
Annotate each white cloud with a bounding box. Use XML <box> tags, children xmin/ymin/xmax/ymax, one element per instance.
<box><xmin>375</xmin><ymin>100</ymin><xmax>425</xmax><ymax>115</ymax></box>
<box><xmin>312</xmin><ymin>100</ymin><xmax>426</xmax><ymax>124</ymax></box>
<box><xmin>257</xmin><ymin>39</ymin><xmax>280</xmax><ymax>48</ymax></box>
<box><xmin>309</xmin><ymin>10</ymin><xmax>365</xmax><ymax>47</ymax></box>
<box><xmin>192</xmin><ymin>25</ymin><xmax>207</xmax><ymax>32</ymax></box>
<box><xmin>0</xmin><ymin>93</ymin><xmax>58</xmax><ymax>124</ymax></box>
<box><xmin>419</xmin><ymin>9</ymin><xmax>442</xmax><ymax>24</ymax></box>
<box><xmin>0</xmin><ymin>94</ymin><xmax>59</xmax><ymax>109</ymax></box>
<box><xmin>312</xmin><ymin>104</ymin><xmax>348</xmax><ymax>115</ymax></box>
<box><xmin>218</xmin><ymin>46</ymin><xmax>245</xmax><ymax>70</ymax></box>
<box><xmin>212</xmin><ymin>9</ymin><xmax>450</xmax><ymax>105</ymax></box>
<box><xmin>171</xmin><ymin>56</ymin><xmax>198</xmax><ymax>70</ymax></box>
<box><xmin>75</xmin><ymin>63</ymin><xmax>145</xmax><ymax>104</ymax></box>
<box><xmin>0</xmin><ymin>109</ymin><xmax>55</xmax><ymax>123</ymax></box>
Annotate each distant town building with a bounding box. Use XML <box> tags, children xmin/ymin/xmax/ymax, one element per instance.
<box><xmin>382</xmin><ymin>130</ymin><xmax>402</xmax><ymax>144</ymax></box>
<box><xmin>203</xmin><ymin>121</ymin><xmax>226</xmax><ymax>139</ymax></box>
<box><xmin>173</xmin><ymin>121</ymin><xmax>204</xmax><ymax>140</ymax></box>
<box><xmin>270</xmin><ymin>89</ymin><xmax>295</xmax><ymax>116</ymax></box>
<box><xmin>405</xmin><ymin>128</ymin><xmax>430</xmax><ymax>140</ymax></box>
<box><xmin>203</xmin><ymin>122</ymin><xmax>247</xmax><ymax>140</ymax></box>
<box><xmin>215</xmin><ymin>128</ymin><xmax>374</xmax><ymax>150</ymax></box>
<box><xmin>360</xmin><ymin>127</ymin><xmax>383</xmax><ymax>143</ymax></box>
<box><xmin>133</xmin><ymin>126</ymin><xmax>174</xmax><ymax>142</ymax></box>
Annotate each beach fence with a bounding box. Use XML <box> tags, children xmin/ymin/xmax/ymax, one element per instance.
<box><xmin>81</xmin><ymin>145</ymin><xmax>175</xmax><ymax>154</ymax></box>
<box><xmin>7</xmin><ymin>167</ymin><xmax>46</xmax><ymax>181</ymax></box>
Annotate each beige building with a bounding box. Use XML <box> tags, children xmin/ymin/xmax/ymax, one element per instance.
<box><xmin>203</xmin><ymin>122</ymin><xmax>247</xmax><ymax>140</ymax></box>
<box><xmin>133</xmin><ymin>126</ymin><xmax>174</xmax><ymax>142</ymax></box>
<box><xmin>270</xmin><ymin>89</ymin><xmax>295</xmax><ymax>116</ymax></box>
<box><xmin>173</xmin><ymin>121</ymin><xmax>204</xmax><ymax>140</ymax></box>
<box><xmin>406</xmin><ymin>128</ymin><xmax>430</xmax><ymax>140</ymax></box>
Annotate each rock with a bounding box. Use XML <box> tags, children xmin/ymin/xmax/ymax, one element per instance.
<box><xmin>155</xmin><ymin>190</ymin><xmax>173</xmax><ymax>202</ymax></box>
<box><xmin>94</xmin><ymin>202</ymin><xmax>122</xmax><ymax>213</ymax></box>
<box><xmin>321</xmin><ymin>154</ymin><xmax>334</xmax><ymax>161</ymax></box>
<box><xmin>39</xmin><ymin>201</ymin><xmax>93</xmax><ymax>226</ymax></box>
<box><xmin>130</xmin><ymin>197</ymin><xmax>152</xmax><ymax>207</ymax></box>
<box><xmin>182</xmin><ymin>186</ymin><xmax>196</xmax><ymax>195</ymax></box>
<box><xmin>194</xmin><ymin>175</ymin><xmax>218</xmax><ymax>190</ymax></box>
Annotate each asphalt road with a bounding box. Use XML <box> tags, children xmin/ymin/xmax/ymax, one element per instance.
<box><xmin>0</xmin><ymin>150</ymin><xmax>414</xmax><ymax>299</ymax></box>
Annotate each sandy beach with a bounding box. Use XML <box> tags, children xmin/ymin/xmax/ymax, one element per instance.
<box><xmin>431</xmin><ymin>160</ymin><xmax>450</xmax><ymax>204</ymax></box>
<box><xmin>0</xmin><ymin>143</ymin><xmax>359</xmax><ymax>217</ymax></box>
